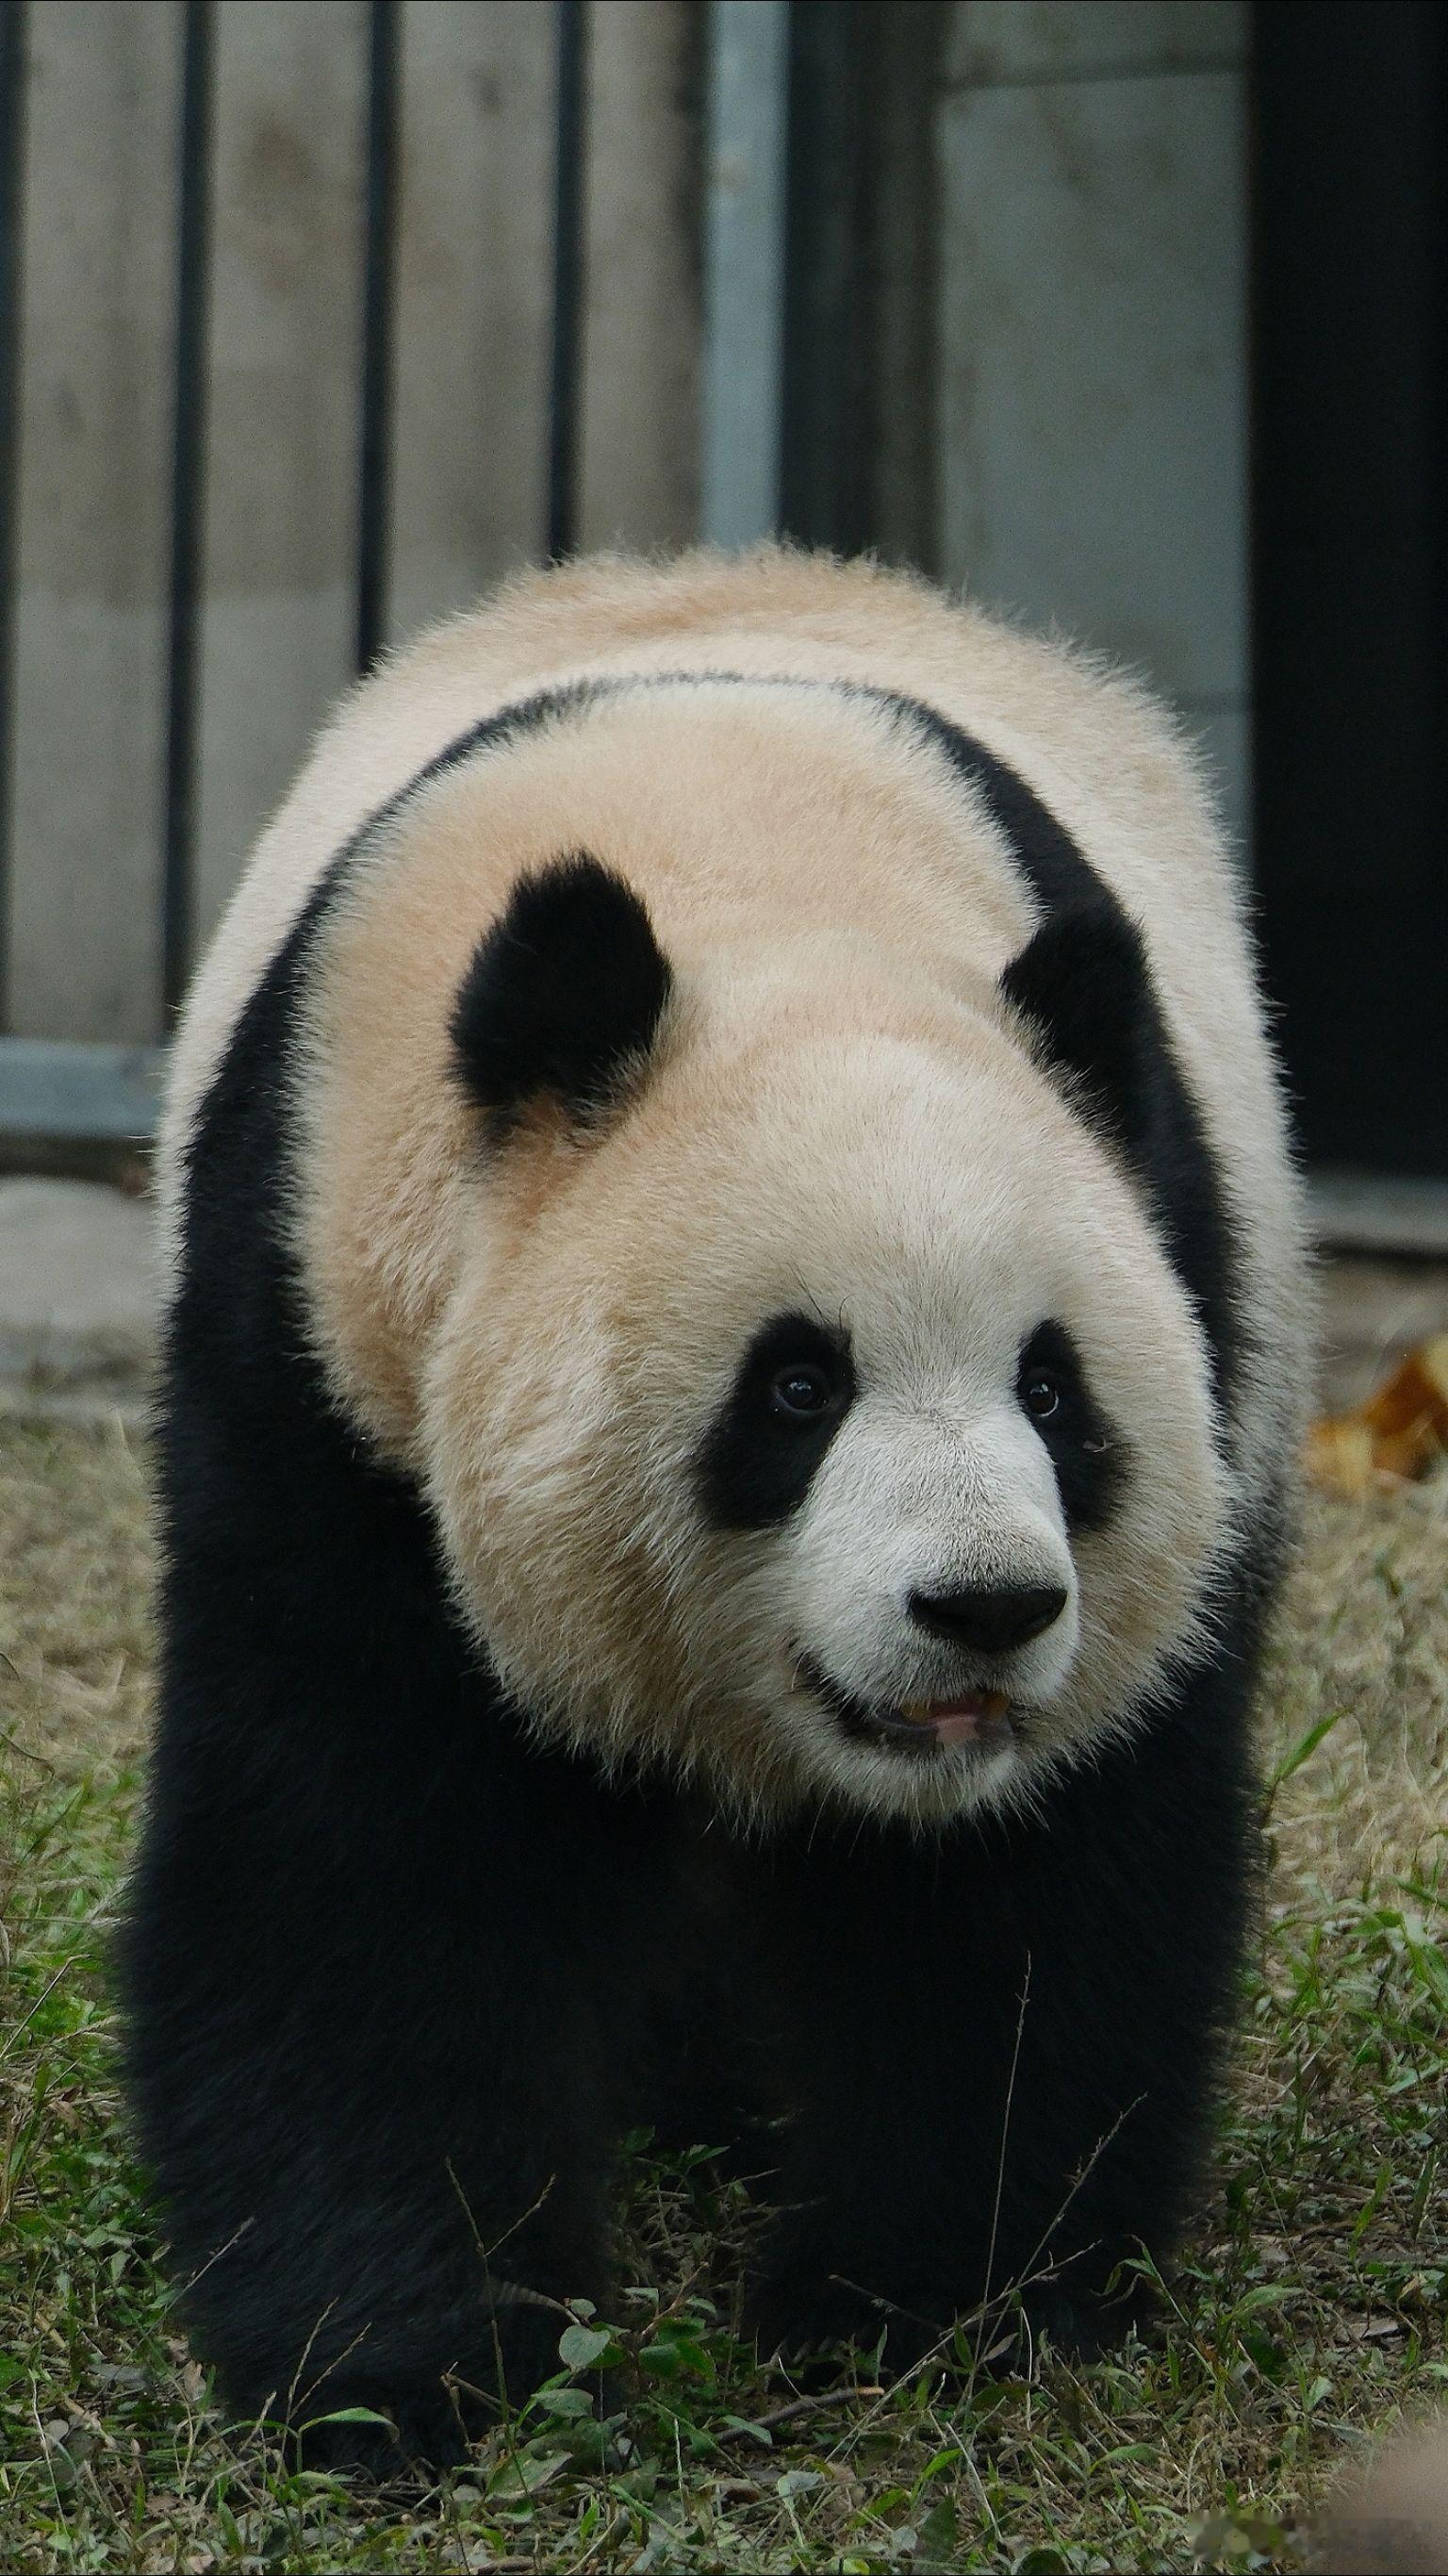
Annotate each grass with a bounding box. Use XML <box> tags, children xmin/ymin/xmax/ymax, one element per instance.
<box><xmin>1</xmin><ymin>1412</ymin><xmax>1444</xmax><ymax>2572</ymax></box>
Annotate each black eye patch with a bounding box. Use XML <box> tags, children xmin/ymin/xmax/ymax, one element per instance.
<box><xmin>1015</xmin><ymin>1320</ymin><xmax>1128</xmax><ymax>1532</ymax></box>
<box><xmin>698</xmin><ymin>1313</ymin><xmax>856</xmax><ymax>1529</ymax></box>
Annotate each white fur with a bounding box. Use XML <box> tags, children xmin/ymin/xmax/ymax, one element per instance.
<box><xmin>421</xmin><ymin>1032</ymin><xmax>1230</xmax><ymax>1826</ymax></box>
<box><xmin>160</xmin><ymin>550</ymin><xmax>1311</xmax><ymax>1828</ymax></box>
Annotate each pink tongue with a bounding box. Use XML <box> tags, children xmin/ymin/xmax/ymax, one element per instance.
<box><xmin>919</xmin><ymin>1693</ymin><xmax>1012</xmax><ymax>1746</ymax></box>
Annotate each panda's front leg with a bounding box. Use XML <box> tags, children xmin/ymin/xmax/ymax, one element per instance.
<box><xmin>742</xmin><ymin>1677</ymin><xmax>1255</xmax><ymax>2370</ymax></box>
<box><xmin>123</xmin><ymin>1610</ymin><xmax>666</xmax><ymax>2472</ymax></box>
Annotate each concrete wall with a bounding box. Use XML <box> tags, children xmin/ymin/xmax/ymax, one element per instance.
<box><xmin>4</xmin><ymin>0</ymin><xmax>702</xmax><ymax>1042</ymax></box>
<box><xmin>935</xmin><ymin>0</ymin><xmax>1252</xmax><ymax>850</ymax></box>
<box><xmin>192</xmin><ymin>0</ymin><xmax>370</xmax><ymax>959</ymax></box>
<box><xmin>5</xmin><ymin>0</ymin><xmax>1251</xmax><ymax>1048</ymax></box>
<box><xmin>9</xmin><ymin>2</ymin><xmax>179</xmax><ymax>1047</ymax></box>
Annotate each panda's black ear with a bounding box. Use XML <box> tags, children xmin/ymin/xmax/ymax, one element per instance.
<box><xmin>999</xmin><ymin>896</ymin><xmax>1154</xmax><ymax>1159</ymax></box>
<box><xmin>451</xmin><ymin>853</ymin><xmax>673</xmax><ymax>1132</ymax></box>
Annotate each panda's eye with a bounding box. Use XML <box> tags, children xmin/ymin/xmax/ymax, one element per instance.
<box><xmin>769</xmin><ymin>1362</ymin><xmax>837</xmax><ymax>1420</ymax></box>
<box><xmin>1022</xmin><ymin>1374</ymin><xmax>1061</xmax><ymax>1422</ymax></box>
<box><xmin>700</xmin><ymin>1315</ymin><xmax>855</xmax><ymax>1527</ymax></box>
<box><xmin>1014</xmin><ymin>1320</ymin><xmax>1127</xmax><ymax>1534</ymax></box>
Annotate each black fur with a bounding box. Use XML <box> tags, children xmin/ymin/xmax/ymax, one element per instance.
<box><xmin>894</xmin><ymin>701</ymin><xmax>1239</xmax><ymax>1412</ymax></box>
<box><xmin>741</xmin><ymin>1618</ymin><xmax>1262</xmax><ymax>2370</ymax></box>
<box><xmin>997</xmin><ymin>897</ymin><xmax>1237</xmax><ymax>1409</ymax></box>
<box><xmin>451</xmin><ymin>854</ymin><xmax>673</xmax><ymax>1134</ymax></box>
<box><xmin>1016</xmin><ymin>1319</ymin><xmax>1128</xmax><ymax>1534</ymax></box>
<box><xmin>123</xmin><ymin>665</ymin><xmax>1271</xmax><ymax>2472</ymax></box>
<box><xmin>123</xmin><ymin>885</ymin><xmax>680</xmax><ymax>2471</ymax></box>
<box><xmin>698</xmin><ymin>1313</ymin><xmax>856</xmax><ymax>1530</ymax></box>
<box><xmin>1000</xmin><ymin>899</ymin><xmax>1155</xmax><ymax>1161</ymax></box>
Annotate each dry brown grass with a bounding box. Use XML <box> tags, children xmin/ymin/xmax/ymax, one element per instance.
<box><xmin>1265</xmin><ymin>1475</ymin><xmax>1448</xmax><ymax>1904</ymax></box>
<box><xmin>0</xmin><ymin>1409</ymin><xmax>154</xmax><ymax>1774</ymax></box>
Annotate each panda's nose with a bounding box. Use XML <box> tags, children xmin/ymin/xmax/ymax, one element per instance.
<box><xmin>907</xmin><ymin>1583</ymin><xmax>1068</xmax><ymax>1654</ymax></box>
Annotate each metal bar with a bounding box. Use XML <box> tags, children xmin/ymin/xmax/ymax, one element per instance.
<box><xmin>355</xmin><ymin>0</ymin><xmax>400</xmax><ymax>672</ymax></box>
<box><xmin>700</xmin><ymin>0</ymin><xmax>789</xmax><ymax>549</ymax></box>
<box><xmin>0</xmin><ymin>1036</ymin><xmax>166</xmax><ymax>1142</ymax></box>
<box><xmin>0</xmin><ymin>2</ymin><xmax>26</xmax><ymax>1035</ymax></box>
<box><xmin>161</xmin><ymin>0</ymin><xmax>214</xmax><ymax>1022</ymax></box>
<box><xmin>1252</xmin><ymin>2</ymin><xmax>1448</xmax><ymax>1177</ymax></box>
<box><xmin>546</xmin><ymin>0</ymin><xmax>587</xmax><ymax>563</ymax></box>
<box><xmin>779</xmin><ymin>0</ymin><xmax>874</xmax><ymax>553</ymax></box>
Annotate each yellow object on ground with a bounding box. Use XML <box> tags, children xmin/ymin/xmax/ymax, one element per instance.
<box><xmin>1308</xmin><ymin>1334</ymin><xmax>1448</xmax><ymax>1493</ymax></box>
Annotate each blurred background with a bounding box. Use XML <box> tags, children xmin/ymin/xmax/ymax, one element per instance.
<box><xmin>4</xmin><ymin>23</ymin><xmax>1444</xmax><ymax>2559</ymax></box>
<box><xmin>0</xmin><ymin>0</ymin><xmax>1442</xmax><ymax>1249</ymax></box>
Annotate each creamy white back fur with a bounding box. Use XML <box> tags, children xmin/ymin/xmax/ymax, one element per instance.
<box><xmin>160</xmin><ymin>549</ymin><xmax>1309</xmax><ymax>1825</ymax></box>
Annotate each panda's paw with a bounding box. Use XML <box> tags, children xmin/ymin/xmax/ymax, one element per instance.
<box><xmin>1012</xmin><ymin>2271</ymin><xmax>1155</xmax><ymax>2368</ymax></box>
<box><xmin>289</xmin><ymin>2370</ymin><xmax>534</xmax><ymax>2482</ymax></box>
<box><xmin>272</xmin><ymin>2306</ymin><xmax>575</xmax><ymax>2480</ymax></box>
<box><xmin>746</xmin><ymin>2263</ymin><xmax>866</xmax><ymax>2365</ymax></box>
<box><xmin>744</xmin><ymin>2257</ymin><xmax>1153</xmax><ymax>2384</ymax></box>
<box><xmin>288</xmin><ymin>2382</ymin><xmax>474</xmax><ymax>2482</ymax></box>
<box><xmin>744</xmin><ymin>2260</ymin><xmax>941</xmax><ymax>2374</ymax></box>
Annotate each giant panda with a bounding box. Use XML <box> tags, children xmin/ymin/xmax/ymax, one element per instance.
<box><xmin>123</xmin><ymin>547</ymin><xmax>1310</xmax><ymax>2472</ymax></box>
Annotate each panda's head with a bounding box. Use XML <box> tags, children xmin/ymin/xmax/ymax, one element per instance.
<box><xmin>424</xmin><ymin>855</ymin><xmax>1230</xmax><ymax>1828</ymax></box>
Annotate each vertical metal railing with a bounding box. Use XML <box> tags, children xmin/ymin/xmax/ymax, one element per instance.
<box><xmin>160</xmin><ymin>0</ymin><xmax>215</xmax><ymax>1023</ymax></box>
<box><xmin>0</xmin><ymin>0</ymin><xmax>27</xmax><ymax>1038</ymax></box>
<box><xmin>355</xmin><ymin>0</ymin><xmax>401</xmax><ymax>675</ymax></box>
<box><xmin>0</xmin><ymin>0</ymin><xmax>794</xmax><ymax>1141</ymax></box>
<box><xmin>700</xmin><ymin>0</ymin><xmax>789</xmax><ymax>550</ymax></box>
<box><xmin>546</xmin><ymin>0</ymin><xmax>587</xmax><ymax>563</ymax></box>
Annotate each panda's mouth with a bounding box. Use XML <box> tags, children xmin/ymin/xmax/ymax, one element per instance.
<box><xmin>794</xmin><ymin>1653</ymin><xmax>1014</xmax><ymax>1757</ymax></box>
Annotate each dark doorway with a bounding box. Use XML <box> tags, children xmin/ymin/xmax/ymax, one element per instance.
<box><xmin>1252</xmin><ymin>0</ymin><xmax>1447</xmax><ymax>1181</ymax></box>
<box><xmin>779</xmin><ymin>0</ymin><xmax>943</xmax><ymax>572</ymax></box>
